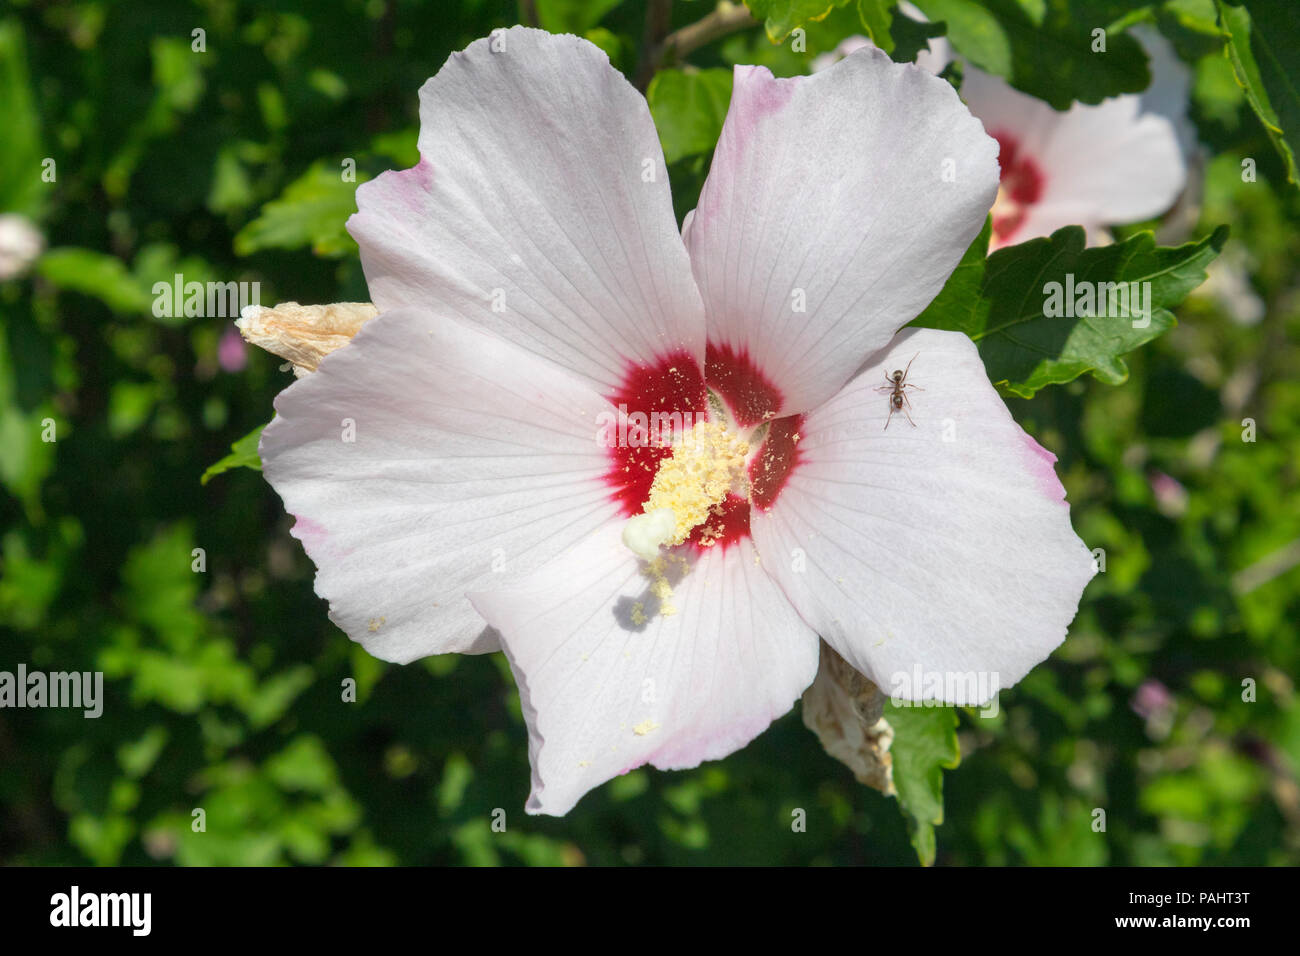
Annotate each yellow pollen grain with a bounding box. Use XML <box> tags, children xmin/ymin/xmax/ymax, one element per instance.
<box><xmin>644</xmin><ymin>556</ymin><xmax>681</xmax><ymax>620</ymax></box>
<box><xmin>642</xmin><ymin>420</ymin><xmax>749</xmax><ymax>547</ymax></box>
<box><xmin>367</xmin><ymin>616</ymin><xmax>386</xmax><ymax>632</ymax></box>
<box><xmin>633</xmin><ymin>719</ymin><xmax>659</xmax><ymax>736</ymax></box>
<box><xmin>624</xmin><ymin>423</ymin><xmax>749</xmax><ymax>622</ymax></box>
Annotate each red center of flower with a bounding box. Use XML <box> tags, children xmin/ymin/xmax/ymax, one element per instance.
<box><xmin>603</xmin><ymin>343</ymin><xmax>803</xmax><ymax>552</ymax></box>
<box><xmin>990</xmin><ymin>131</ymin><xmax>1045</xmax><ymax>245</ymax></box>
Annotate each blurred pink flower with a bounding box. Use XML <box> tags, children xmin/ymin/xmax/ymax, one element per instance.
<box><xmin>1148</xmin><ymin>469</ymin><xmax>1189</xmax><ymax>517</ymax></box>
<box><xmin>1132</xmin><ymin>679</ymin><xmax>1175</xmax><ymax>739</ymax></box>
<box><xmin>218</xmin><ymin>326</ymin><xmax>248</xmax><ymax>372</ymax></box>
<box><xmin>1132</xmin><ymin>679</ymin><xmax>1172</xmax><ymax>719</ymax></box>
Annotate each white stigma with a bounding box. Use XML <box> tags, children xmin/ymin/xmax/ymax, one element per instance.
<box><xmin>621</xmin><ymin>508</ymin><xmax>677</xmax><ymax>562</ymax></box>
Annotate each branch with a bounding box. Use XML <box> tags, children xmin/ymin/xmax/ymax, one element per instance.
<box><xmin>664</xmin><ymin>0</ymin><xmax>756</xmax><ymax>63</ymax></box>
<box><xmin>634</xmin><ymin>0</ymin><xmax>676</xmax><ymax>91</ymax></box>
<box><xmin>634</xmin><ymin>1</ymin><xmax>757</xmax><ymax>91</ymax></box>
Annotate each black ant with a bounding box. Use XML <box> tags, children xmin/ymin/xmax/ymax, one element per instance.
<box><xmin>875</xmin><ymin>353</ymin><xmax>922</xmax><ymax>430</ymax></box>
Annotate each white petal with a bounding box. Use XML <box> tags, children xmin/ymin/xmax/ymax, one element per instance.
<box><xmin>469</xmin><ymin>522</ymin><xmax>820</xmax><ymax>815</ymax></box>
<box><xmin>750</xmin><ymin>327</ymin><xmax>1095</xmax><ymax>699</ymax></box>
<box><xmin>348</xmin><ymin>27</ymin><xmax>706</xmax><ymax>396</ymax></box>
<box><xmin>1035</xmin><ymin>102</ymin><xmax>1186</xmax><ymax>226</ymax></box>
<box><xmin>260</xmin><ymin>308</ymin><xmax>621</xmax><ymax>663</ymax></box>
<box><xmin>1132</xmin><ymin>24</ymin><xmax>1196</xmax><ymax>158</ymax></box>
<box><xmin>686</xmin><ymin>46</ymin><xmax>998</xmax><ymax>417</ymax></box>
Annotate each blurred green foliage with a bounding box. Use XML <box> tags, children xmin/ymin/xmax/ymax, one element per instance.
<box><xmin>1</xmin><ymin>0</ymin><xmax>1298</xmax><ymax>866</ymax></box>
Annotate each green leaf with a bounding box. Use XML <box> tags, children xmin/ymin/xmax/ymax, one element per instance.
<box><xmin>201</xmin><ymin>424</ymin><xmax>265</xmax><ymax>485</ymax></box>
<box><xmin>1215</xmin><ymin>0</ymin><xmax>1300</xmax><ymax>185</ymax></box>
<box><xmin>108</xmin><ymin>381</ymin><xmax>160</xmax><ymax>438</ymax></box>
<box><xmin>151</xmin><ymin>36</ymin><xmax>206</xmax><ymax>112</ymax></box>
<box><xmin>911</xmin><ymin>0</ymin><xmax>1011</xmax><ymax>76</ymax></box>
<box><xmin>911</xmin><ymin>223</ymin><xmax>1228</xmax><ymax>398</ymax></box>
<box><xmin>35</xmin><ymin>248</ymin><xmax>154</xmax><ymax>314</ymax></box>
<box><xmin>889</xmin><ymin>7</ymin><xmax>950</xmax><ymax>64</ymax></box>
<box><xmin>103</xmin><ymin>36</ymin><xmax>212</xmax><ymax>199</ymax></box>
<box><xmin>369</xmin><ymin>128</ymin><xmax>419</xmax><ymax>167</ymax></box>
<box><xmin>117</xmin><ymin>726</ymin><xmax>170</xmax><ymax>779</ymax></box>
<box><xmin>1166</xmin><ymin>0</ymin><xmax>1222</xmax><ymax>35</ymax></box>
<box><xmin>857</xmin><ymin>0</ymin><xmax>895</xmax><ymax>55</ymax></box>
<box><xmin>583</xmin><ymin>27</ymin><xmax>629</xmax><ymax>72</ymax></box>
<box><xmin>233</xmin><ymin>162</ymin><xmax>367</xmax><ymax>258</ymax></box>
<box><xmin>0</xmin><ymin>329</ymin><xmax>56</xmax><ymax>520</ymax></box>
<box><xmin>745</xmin><ymin>0</ymin><xmax>852</xmax><ymax>44</ymax></box>
<box><xmin>885</xmin><ymin>702</ymin><xmax>960</xmax><ymax>866</ymax></box>
<box><xmin>208</xmin><ymin>144</ymin><xmax>255</xmax><ymax>215</ymax></box>
<box><xmin>0</xmin><ymin>18</ymin><xmax>45</xmax><ymax>218</ymax></box>
<box><xmin>648</xmin><ymin>68</ymin><xmax>734</xmax><ymax>164</ymax></box>
<box><xmin>957</xmin><ymin>0</ymin><xmax>1151</xmax><ymax>108</ymax></box>
<box><xmin>536</xmin><ymin>0</ymin><xmax>623</xmax><ymax>34</ymax></box>
<box><xmin>265</xmin><ymin>735</ymin><xmax>339</xmax><ymax>794</ymax></box>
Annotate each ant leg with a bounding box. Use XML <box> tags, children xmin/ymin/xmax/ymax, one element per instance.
<box><xmin>883</xmin><ymin>406</ymin><xmax>896</xmax><ymax>431</ymax></box>
<box><xmin>903</xmin><ymin>405</ymin><xmax>916</xmax><ymax>427</ymax></box>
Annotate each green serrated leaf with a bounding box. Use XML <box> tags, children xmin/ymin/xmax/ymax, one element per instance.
<box><xmin>745</xmin><ymin>0</ymin><xmax>852</xmax><ymax>44</ymax></box>
<box><xmin>964</xmin><ymin>0</ymin><xmax>1151</xmax><ymax>108</ymax></box>
<box><xmin>1215</xmin><ymin>0</ymin><xmax>1300</xmax><ymax>185</ymax></box>
<box><xmin>889</xmin><ymin>5</ymin><xmax>950</xmax><ymax>64</ymax></box>
<box><xmin>886</xmin><ymin>702</ymin><xmax>960</xmax><ymax>866</ymax></box>
<box><xmin>201</xmin><ymin>424</ymin><xmax>265</xmax><ymax>485</ymax></box>
<box><xmin>234</xmin><ymin>162</ymin><xmax>368</xmax><ymax>258</ymax></box>
<box><xmin>911</xmin><ymin>223</ymin><xmax>1228</xmax><ymax>397</ymax></box>
<box><xmin>648</xmin><ymin>68</ymin><xmax>734</xmax><ymax>164</ymax></box>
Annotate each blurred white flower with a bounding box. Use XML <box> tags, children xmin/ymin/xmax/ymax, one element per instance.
<box><xmin>1196</xmin><ymin>242</ymin><xmax>1266</xmax><ymax>326</ymax></box>
<box><xmin>0</xmin><ymin>213</ymin><xmax>45</xmax><ymax>281</ymax></box>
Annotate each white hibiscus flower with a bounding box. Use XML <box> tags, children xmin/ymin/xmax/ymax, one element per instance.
<box><xmin>259</xmin><ymin>27</ymin><xmax>1095</xmax><ymax>814</ymax></box>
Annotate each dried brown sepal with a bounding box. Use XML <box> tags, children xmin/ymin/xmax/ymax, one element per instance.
<box><xmin>801</xmin><ymin>640</ymin><xmax>896</xmax><ymax>795</ymax></box>
<box><xmin>236</xmin><ymin>300</ymin><xmax>379</xmax><ymax>377</ymax></box>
